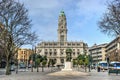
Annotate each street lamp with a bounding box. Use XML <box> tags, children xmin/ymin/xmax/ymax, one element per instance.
<box><xmin>88</xmin><ymin>52</ymin><xmax>92</xmax><ymax>72</ymax></box>
<box><xmin>115</xmin><ymin>50</ymin><xmax>118</xmax><ymax>61</ymax></box>
<box><xmin>15</xmin><ymin>52</ymin><xmax>18</xmax><ymax>74</ymax></box>
<box><xmin>84</xmin><ymin>49</ymin><xmax>87</xmax><ymax>72</ymax></box>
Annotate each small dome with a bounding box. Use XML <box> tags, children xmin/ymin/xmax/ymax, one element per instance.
<box><xmin>60</xmin><ymin>10</ymin><xmax>65</xmax><ymax>16</ymax></box>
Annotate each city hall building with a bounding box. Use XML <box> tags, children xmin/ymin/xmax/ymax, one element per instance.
<box><xmin>36</xmin><ymin>11</ymin><xmax>88</xmax><ymax>66</ymax></box>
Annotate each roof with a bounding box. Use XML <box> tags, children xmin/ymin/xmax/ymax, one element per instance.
<box><xmin>60</xmin><ymin>10</ymin><xmax>65</xmax><ymax>16</ymax></box>
<box><xmin>110</xmin><ymin>61</ymin><xmax>120</xmax><ymax>64</ymax></box>
<box><xmin>98</xmin><ymin>61</ymin><xmax>107</xmax><ymax>63</ymax></box>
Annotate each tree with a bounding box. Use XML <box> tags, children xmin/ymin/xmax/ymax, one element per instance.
<box><xmin>35</xmin><ymin>54</ymin><xmax>42</xmax><ymax>72</ymax></box>
<box><xmin>73</xmin><ymin>59</ymin><xmax>78</xmax><ymax>66</ymax></box>
<box><xmin>41</xmin><ymin>56</ymin><xmax>47</xmax><ymax>72</ymax></box>
<box><xmin>29</xmin><ymin>53</ymin><xmax>36</xmax><ymax>72</ymax></box>
<box><xmin>48</xmin><ymin>59</ymin><xmax>56</xmax><ymax>72</ymax></box>
<box><xmin>77</xmin><ymin>54</ymin><xmax>85</xmax><ymax>65</ymax></box>
<box><xmin>77</xmin><ymin>54</ymin><xmax>89</xmax><ymax>72</ymax></box>
<box><xmin>0</xmin><ymin>0</ymin><xmax>37</xmax><ymax>75</ymax></box>
<box><xmin>49</xmin><ymin>59</ymin><xmax>56</xmax><ymax>67</ymax></box>
<box><xmin>98</xmin><ymin>0</ymin><xmax>120</xmax><ymax>36</ymax></box>
<box><xmin>35</xmin><ymin>58</ymin><xmax>40</xmax><ymax>72</ymax></box>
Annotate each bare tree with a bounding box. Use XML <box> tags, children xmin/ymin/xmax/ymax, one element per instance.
<box><xmin>0</xmin><ymin>0</ymin><xmax>37</xmax><ymax>75</ymax></box>
<box><xmin>98</xmin><ymin>0</ymin><xmax>120</xmax><ymax>36</ymax></box>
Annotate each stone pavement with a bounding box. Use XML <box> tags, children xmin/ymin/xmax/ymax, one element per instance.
<box><xmin>0</xmin><ymin>68</ymin><xmax>120</xmax><ymax>80</ymax></box>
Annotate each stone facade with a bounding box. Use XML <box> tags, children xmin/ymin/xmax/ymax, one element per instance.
<box><xmin>36</xmin><ymin>11</ymin><xmax>88</xmax><ymax>66</ymax></box>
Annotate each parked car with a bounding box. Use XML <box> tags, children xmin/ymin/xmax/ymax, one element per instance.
<box><xmin>18</xmin><ymin>64</ymin><xmax>28</xmax><ymax>72</ymax></box>
<box><xmin>10</xmin><ymin>64</ymin><xmax>16</xmax><ymax>71</ymax></box>
<box><xmin>19</xmin><ymin>64</ymin><xmax>26</xmax><ymax>69</ymax></box>
<box><xmin>28</xmin><ymin>64</ymin><xmax>32</xmax><ymax>68</ymax></box>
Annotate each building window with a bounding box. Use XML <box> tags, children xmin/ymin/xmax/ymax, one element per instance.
<box><xmin>45</xmin><ymin>43</ymin><xmax>48</xmax><ymax>46</ymax></box>
<box><xmin>49</xmin><ymin>49</ymin><xmax>52</xmax><ymax>52</ymax></box>
<box><xmin>73</xmin><ymin>52</ymin><xmax>75</xmax><ymax>56</ymax></box>
<box><xmin>54</xmin><ymin>59</ymin><xmax>57</xmax><ymax>64</ymax></box>
<box><xmin>67</xmin><ymin>43</ymin><xmax>71</xmax><ymax>46</ymax></box>
<box><xmin>50</xmin><ymin>53</ymin><xmax>52</xmax><ymax>56</ymax></box>
<box><xmin>61</xmin><ymin>52</ymin><xmax>63</xmax><ymax>55</ymax></box>
<box><xmin>61</xmin><ymin>59</ymin><xmax>64</xmax><ymax>63</ymax></box>
<box><xmin>54</xmin><ymin>49</ymin><xmax>56</xmax><ymax>52</ymax></box>
<box><xmin>72</xmin><ymin>43</ymin><xmax>75</xmax><ymax>46</ymax></box>
<box><xmin>54</xmin><ymin>52</ymin><xmax>57</xmax><ymax>55</ymax></box>
<box><xmin>45</xmin><ymin>52</ymin><xmax>48</xmax><ymax>56</ymax></box>
<box><xmin>73</xmin><ymin>49</ymin><xmax>75</xmax><ymax>51</ymax></box>
<box><xmin>54</xmin><ymin>43</ymin><xmax>57</xmax><ymax>46</ymax></box>
<box><xmin>60</xmin><ymin>35</ymin><xmax>64</xmax><ymax>42</ymax></box>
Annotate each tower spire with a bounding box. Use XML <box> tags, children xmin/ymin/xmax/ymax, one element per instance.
<box><xmin>58</xmin><ymin>11</ymin><xmax>67</xmax><ymax>42</ymax></box>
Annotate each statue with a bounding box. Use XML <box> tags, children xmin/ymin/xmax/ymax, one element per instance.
<box><xmin>66</xmin><ymin>48</ymin><xmax>72</xmax><ymax>62</ymax></box>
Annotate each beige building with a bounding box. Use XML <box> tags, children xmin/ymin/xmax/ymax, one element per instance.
<box><xmin>89</xmin><ymin>43</ymin><xmax>107</xmax><ymax>65</ymax></box>
<box><xmin>17</xmin><ymin>48</ymin><xmax>33</xmax><ymax>65</ymax></box>
<box><xmin>36</xmin><ymin>11</ymin><xmax>88</xmax><ymax>66</ymax></box>
<box><xmin>105</xmin><ymin>35</ymin><xmax>120</xmax><ymax>62</ymax></box>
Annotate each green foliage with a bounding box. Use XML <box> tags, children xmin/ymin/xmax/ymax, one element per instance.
<box><xmin>66</xmin><ymin>48</ymin><xmax>72</xmax><ymax>53</ymax></box>
<box><xmin>29</xmin><ymin>53</ymin><xmax>36</xmax><ymax>62</ymax></box>
<box><xmin>35</xmin><ymin>58</ymin><xmax>40</xmax><ymax>66</ymax></box>
<box><xmin>41</xmin><ymin>56</ymin><xmax>47</xmax><ymax>66</ymax></box>
<box><xmin>42</xmin><ymin>60</ymin><xmax>47</xmax><ymax>67</ymax></box>
<box><xmin>73</xmin><ymin>59</ymin><xmax>78</xmax><ymax>65</ymax></box>
<box><xmin>48</xmin><ymin>59</ymin><xmax>56</xmax><ymax>67</ymax></box>
<box><xmin>78</xmin><ymin>59</ymin><xmax>84</xmax><ymax>65</ymax></box>
<box><xmin>29</xmin><ymin>54</ymin><xmax>47</xmax><ymax>67</ymax></box>
<box><xmin>77</xmin><ymin>54</ymin><xmax>89</xmax><ymax>66</ymax></box>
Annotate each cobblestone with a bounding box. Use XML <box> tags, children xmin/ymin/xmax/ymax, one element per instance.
<box><xmin>0</xmin><ymin>68</ymin><xmax>120</xmax><ymax>80</ymax></box>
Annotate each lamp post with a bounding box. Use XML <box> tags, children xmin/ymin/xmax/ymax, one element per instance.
<box><xmin>97</xmin><ymin>50</ymin><xmax>98</xmax><ymax>66</ymax></box>
<box><xmin>96</xmin><ymin>49</ymin><xmax>100</xmax><ymax>72</ymax></box>
<box><xmin>88</xmin><ymin>53</ymin><xmax>91</xmax><ymax>72</ymax></box>
<box><xmin>84</xmin><ymin>50</ymin><xmax>87</xmax><ymax>72</ymax></box>
<box><xmin>16</xmin><ymin>52</ymin><xmax>18</xmax><ymax>74</ymax></box>
<box><xmin>115</xmin><ymin>50</ymin><xmax>118</xmax><ymax>61</ymax></box>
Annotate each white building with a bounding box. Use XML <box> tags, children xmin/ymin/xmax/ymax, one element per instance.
<box><xmin>36</xmin><ymin>11</ymin><xmax>88</xmax><ymax>66</ymax></box>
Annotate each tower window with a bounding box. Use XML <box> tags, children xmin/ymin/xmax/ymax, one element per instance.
<box><xmin>60</xmin><ymin>35</ymin><xmax>64</xmax><ymax>42</ymax></box>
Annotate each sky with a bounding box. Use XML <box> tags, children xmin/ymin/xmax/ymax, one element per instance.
<box><xmin>20</xmin><ymin>0</ymin><xmax>115</xmax><ymax>48</ymax></box>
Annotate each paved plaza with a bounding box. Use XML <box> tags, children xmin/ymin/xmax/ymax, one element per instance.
<box><xmin>0</xmin><ymin>68</ymin><xmax>120</xmax><ymax>80</ymax></box>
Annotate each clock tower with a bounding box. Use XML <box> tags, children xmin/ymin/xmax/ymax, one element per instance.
<box><xmin>58</xmin><ymin>11</ymin><xmax>67</xmax><ymax>42</ymax></box>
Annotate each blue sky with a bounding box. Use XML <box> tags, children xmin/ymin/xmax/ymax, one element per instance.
<box><xmin>20</xmin><ymin>0</ymin><xmax>114</xmax><ymax>48</ymax></box>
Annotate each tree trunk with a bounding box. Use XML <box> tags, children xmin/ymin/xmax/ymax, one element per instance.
<box><xmin>31</xmin><ymin>64</ymin><xmax>33</xmax><ymax>72</ymax></box>
<box><xmin>37</xmin><ymin>65</ymin><xmax>39</xmax><ymax>72</ymax></box>
<box><xmin>6</xmin><ymin>59</ymin><xmax>11</xmax><ymax>75</ymax></box>
<box><xmin>16</xmin><ymin>61</ymin><xmax>18</xmax><ymax>74</ymax></box>
<box><xmin>42</xmin><ymin>66</ymin><xmax>44</xmax><ymax>72</ymax></box>
<box><xmin>85</xmin><ymin>65</ymin><xmax>87</xmax><ymax>72</ymax></box>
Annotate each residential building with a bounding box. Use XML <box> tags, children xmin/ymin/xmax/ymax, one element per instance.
<box><xmin>89</xmin><ymin>43</ymin><xmax>107</xmax><ymax>65</ymax></box>
<box><xmin>105</xmin><ymin>35</ymin><xmax>120</xmax><ymax>62</ymax></box>
<box><xmin>17</xmin><ymin>48</ymin><xmax>33</xmax><ymax>65</ymax></box>
<box><xmin>36</xmin><ymin>11</ymin><xmax>88</xmax><ymax>66</ymax></box>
